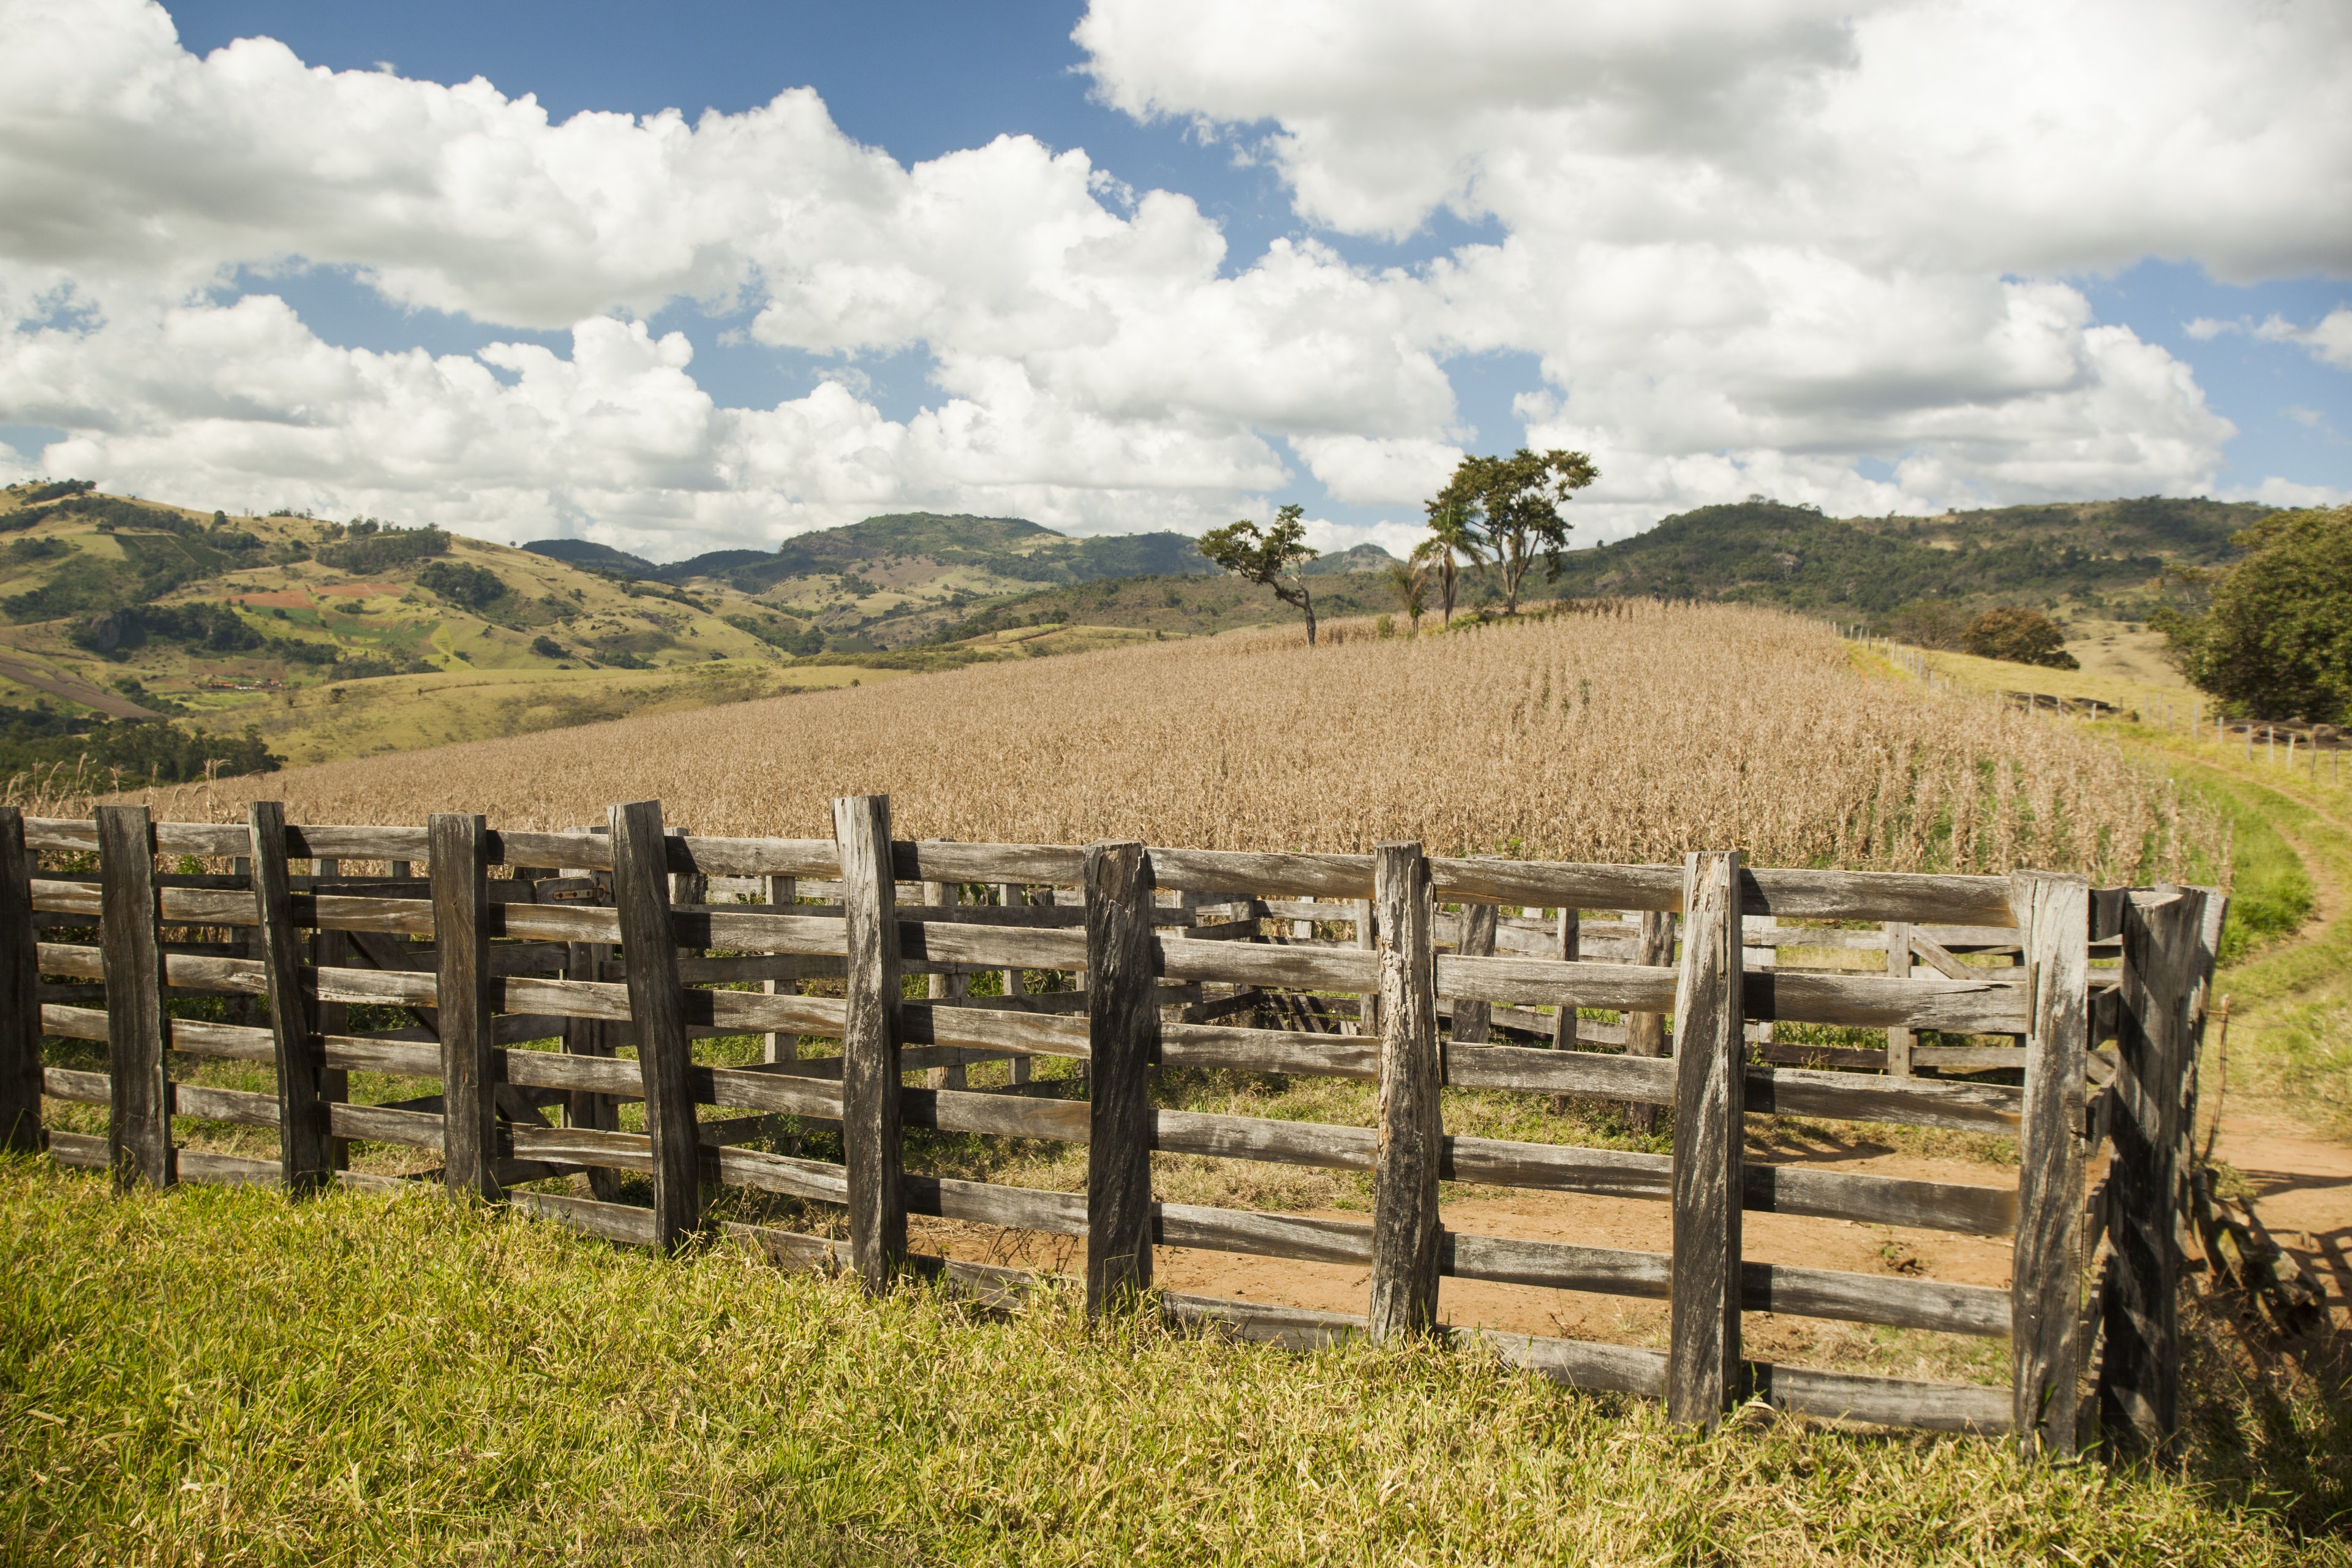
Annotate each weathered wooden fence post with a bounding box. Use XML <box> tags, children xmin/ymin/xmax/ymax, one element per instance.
<box><xmin>1668</xmin><ymin>850</ymin><xmax>1743</xmax><ymax>1427</ymax></box>
<box><xmin>2102</xmin><ymin>886</ymin><xmax>2210</xmax><ymax>1452</ymax></box>
<box><xmin>1354</xmin><ymin>895</ymin><xmax>1379</xmax><ymax>1038</ymax></box>
<box><xmin>1885</xmin><ymin>921</ymin><xmax>1915</xmax><ymax>1077</ymax></box>
<box><xmin>96</xmin><ymin>804</ymin><xmax>172</xmax><ymax>1190</ymax></box>
<box><xmin>1451</xmin><ymin>896</ymin><xmax>1498</xmax><ymax>1042</ymax></box>
<box><xmin>834</xmin><ymin>794</ymin><xmax>905</xmax><ymax>1292</ymax></box>
<box><xmin>993</xmin><ymin>882</ymin><xmax>1030</xmax><ymax>1081</ymax></box>
<box><xmin>924</xmin><ymin>847</ymin><xmax>970</xmax><ymax>1090</ymax></box>
<box><xmin>1084</xmin><ymin>840</ymin><xmax>1159</xmax><ymax>1316</ymax></box>
<box><xmin>610</xmin><ymin>799</ymin><xmax>702</xmax><ymax>1250</ymax></box>
<box><xmin>764</xmin><ymin>872</ymin><xmax>799</xmax><ymax>1068</ymax></box>
<box><xmin>247</xmin><ymin>802</ymin><xmax>333</xmax><ymax>1194</ymax></box>
<box><xmin>1368</xmin><ymin>841</ymin><xmax>1442</xmax><ymax>1340</ymax></box>
<box><xmin>556</xmin><ymin>864</ymin><xmax>624</xmax><ymax>1200</ymax></box>
<box><xmin>1623</xmin><ymin>909</ymin><xmax>1674</xmax><ymax>1132</ymax></box>
<box><xmin>428</xmin><ymin>812</ymin><xmax>497</xmax><ymax>1200</ymax></box>
<box><xmin>311</xmin><ymin>856</ymin><xmax>349</xmax><ymax>1171</ymax></box>
<box><xmin>2008</xmin><ymin>871</ymin><xmax>2090</xmax><ymax>1455</ymax></box>
<box><xmin>1550</xmin><ymin>907</ymin><xmax>1580</xmax><ymax>1049</ymax></box>
<box><xmin>0</xmin><ymin>807</ymin><xmax>40</xmax><ymax>1155</ymax></box>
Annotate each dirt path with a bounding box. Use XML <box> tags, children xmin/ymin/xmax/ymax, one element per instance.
<box><xmin>2144</xmin><ymin>744</ymin><xmax>2352</xmax><ymax>1325</ymax></box>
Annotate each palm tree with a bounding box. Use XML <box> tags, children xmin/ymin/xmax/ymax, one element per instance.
<box><xmin>1385</xmin><ymin>559</ymin><xmax>1430</xmax><ymax>633</ymax></box>
<box><xmin>1414</xmin><ymin>498</ymin><xmax>1486</xmax><ymax>627</ymax></box>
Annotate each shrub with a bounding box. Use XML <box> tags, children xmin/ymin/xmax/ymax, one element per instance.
<box><xmin>530</xmin><ymin>635</ymin><xmax>565</xmax><ymax>658</ymax></box>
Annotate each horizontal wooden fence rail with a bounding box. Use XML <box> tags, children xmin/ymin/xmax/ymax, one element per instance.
<box><xmin>5</xmin><ymin>800</ymin><xmax>2221</xmax><ymax>1454</ymax></box>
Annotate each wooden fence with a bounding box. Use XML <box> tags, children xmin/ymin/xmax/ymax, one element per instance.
<box><xmin>0</xmin><ymin>799</ymin><xmax>2224</xmax><ymax>1452</ymax></box>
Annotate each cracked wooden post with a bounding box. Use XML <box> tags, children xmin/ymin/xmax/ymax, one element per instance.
<box><xmin>611</xmin><ymin>799</ymin><xmax>702</xmax><ymax>1250</ymax></box>
<box><xmin>96</xmin><ymin>804</ymin><xmax>172</xmax><ymax>1190</ymax></box>
<box><xmin>1368</xmin><ymin>841</ymin><xmax>1442</xmax><ymax>1340</ymax></box>
<box><xmin>2102</xmin><ymin>885</ymin><xmax>2209</xmax><ymax>1453</ymax></box>
<box><xmin>834</xmin><ymin>794</ymin><xmax>905</xmax><ymax>1293</ymax></box>
<box><xmin>0</xmin><ymin>808</ymin><xmax>40</xmax><ymax>1155</ymax></box>
<box><xmin>428</xmin><ymin>812</ymin><xmax>497</xmax><ymax>1201</ymax></box>
<box><xmin>1668</xmin><ymin>850</ymin><xmax>1743</xmax><ymax>1427</ymax></box>
<box><xmin>2008</xmin><ymin>871</ymin><xmax>2090</xmax><ymax>1455</ymax></box>
<box><xmin>247</xmin><ymin>801</ymin><xmax>334</xmax><ymax>1194</ymax></box>
<box><xmin>1084</xmin><ymin>840</ymin><xmax>1158</xmax><ymax>1316</ymax></box>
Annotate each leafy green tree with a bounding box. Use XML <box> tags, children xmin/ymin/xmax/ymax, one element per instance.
<box><xmin>1412</xmin><ymin>497</ymin><xmax>1485</xmax><ymax>627</ymax></box>
<box><xmin>1197</xmin><ymin>503</ymin><xmax>1321</xmax><ymax>644</ymax></box>
<box><xmin>1963</xmin><ymin>605</ymin><xmax>2078</xmax><ymax>669</ymax></box>
<box><xmin>1431</xmin><ymin>448</ymin><xmax>1598</xmax><ymax>614</ymax></box>
<box><xmin>1890</xmin><ymin>600</ymin><xmax>1969</xmax><ymax>650</ymax></box>
<box><xmin>2156</xmin><ymin>504</ymin><xmax>2352</xmax><ymax>721</ymax></box>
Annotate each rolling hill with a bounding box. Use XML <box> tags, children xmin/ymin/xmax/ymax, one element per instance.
<box><xmin>1535</xmin><ymin>496</ymin><xmax>2260</xmax><ymax>618</ymax></box>
<box><xmin>524</xmin><ymin>511</ymin><xmax>1226</xmax><ymax>649</ymax></box>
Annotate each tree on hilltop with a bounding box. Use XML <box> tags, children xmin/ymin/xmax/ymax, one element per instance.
<box><xmin>2155</xmin><ymin>503</ymin><xmax>2352</xmax><ymax>722</ymax></box>
<box><xmin>1430</xmin><ymin>448</ymin><xmax>1598</xmax><ymax>614</ymax></box>
<box><xmin>1198</xmin><ymin>503</ymin><xmax>1322</xmax><ymax>644</ymax></box>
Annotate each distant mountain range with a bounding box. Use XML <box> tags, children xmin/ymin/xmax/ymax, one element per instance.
<box><xmin>527</xmin><ymin>513</ymin><xmax>1215</xmax><ymax>589</ymax></box>
<box><xmin>530</xmin><ymin>494</ymin><xmax>2258</xmax><ymax>641</ymax></box>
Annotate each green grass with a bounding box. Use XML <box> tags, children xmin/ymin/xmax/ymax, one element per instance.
<box><xmin>2172</xmin><ymin>765</ymin><xmax>2317</xmax><ymax>965</ymax></box>
<box><xmin>6</xmin><ymin>1161</ymin><xmax>2346</xmax><ymax>1567</ymax></box>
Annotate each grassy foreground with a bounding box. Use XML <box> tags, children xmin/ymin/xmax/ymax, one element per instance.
<box><xmin>2</xmin><ymin>1163</ymin><xmax>2341</xmax><ymax>1567</ymax></box>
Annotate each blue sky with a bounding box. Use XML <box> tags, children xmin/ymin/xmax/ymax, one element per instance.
<box><xmin>4</xmin><ymin>0</ymin><xmax>2347</xmax><ymax>557</ymax></box>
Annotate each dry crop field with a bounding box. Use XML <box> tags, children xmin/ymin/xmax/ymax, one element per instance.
<box><xmin>129</xmin><ymin>601</ymin><xmax>2207</xmax><ymax>883</ymax></box>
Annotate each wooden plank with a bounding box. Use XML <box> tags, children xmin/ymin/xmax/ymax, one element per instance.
<box><xmin>1368</xmin><ymin>841</ymin><xmax>1442</xmax><ymax>1340</ymax></box>
<box><xmin>1747</xmin><ymin>1364</ymin><xmax>2010</xmax><ymax>1433</ymax></box>
<box><xmin>428</xmin><ymin>812</ymin><xmax>497</xmax><ymax>1200</ymax></box>
<box><xmin>1621</xmin><ymin>910</ymin><xmax>1673</xmax><ymax>1130</ymax></box>
<box><xmin>834</xmin><ymin>794</ymin><xmax>906</xmax><ymax>1293</ymax></box>
<box><xmin>97</xmin><ymin>805</ymin><xmax>173</xmax><ymax>1190</ymax></box>
<box><xmin>611</xmin><ymin>800</ymin><xmax>702</xmax><ymax>1250</ymax></box>
<box><xmin>0</xmin><ymin>809</ymin><xmax>40</xmax><ymax>1154</ymax></box>
<box><xmin>1083</xmin><ymin>842</ymin><xmax>1160</xmax><ymax>1315</ymax></box>
<box><xmin>1669</xmin><ymin>850</ymin><xmax>1743</xmax><ymax>1428</ymax></box>
<box><xmin>2010</xmin><ymin>873</ymin><xmax>2092</xmax><ymax>1456</ymax></box>
<box><xmin>2101</xmin><ymin>886</ymin><xmax>2206</xmax><ymax>1453</ymax></box>
<box><xmin>247</xmin><ymin>802</ymin><xmax>334</xmax><ymax>1193</ymax></box>
<box><xmin>1450</xmin><ymin>894</ymin><xmax>1498</xmax><ymax>1043</ymax></box>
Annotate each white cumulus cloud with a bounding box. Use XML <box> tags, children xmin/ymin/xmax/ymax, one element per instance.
<box><xmin>0</xmin><ymin>0</ymin><xmax>2344</xmax><ymax>557</ymax></box>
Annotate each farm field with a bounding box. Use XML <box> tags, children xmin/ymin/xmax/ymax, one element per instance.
<box><xmin>17</xmin><ymin>600</ymin><xmax>2352</xmax><ymax>1564</ymax></box>
<box><xmin>134</xmin><ymin>601</ymin><xmax>2209</xmax><ymax>887</ymax></box>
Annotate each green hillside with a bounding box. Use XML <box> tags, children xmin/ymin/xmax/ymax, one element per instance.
<box><xmin>1539</xmin><ymin>497</ymin><xmax>2262</xmax><ymax>619</ymax></box>
<box><xmin>0</xmin><ymin>484</ymin><xmax>913</xmax><ymax>776</ymax></box>
<box><xmin>527</xmin><ymin>511</ymin><xmax>1224</xmax><ymax>647</ymax></box>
